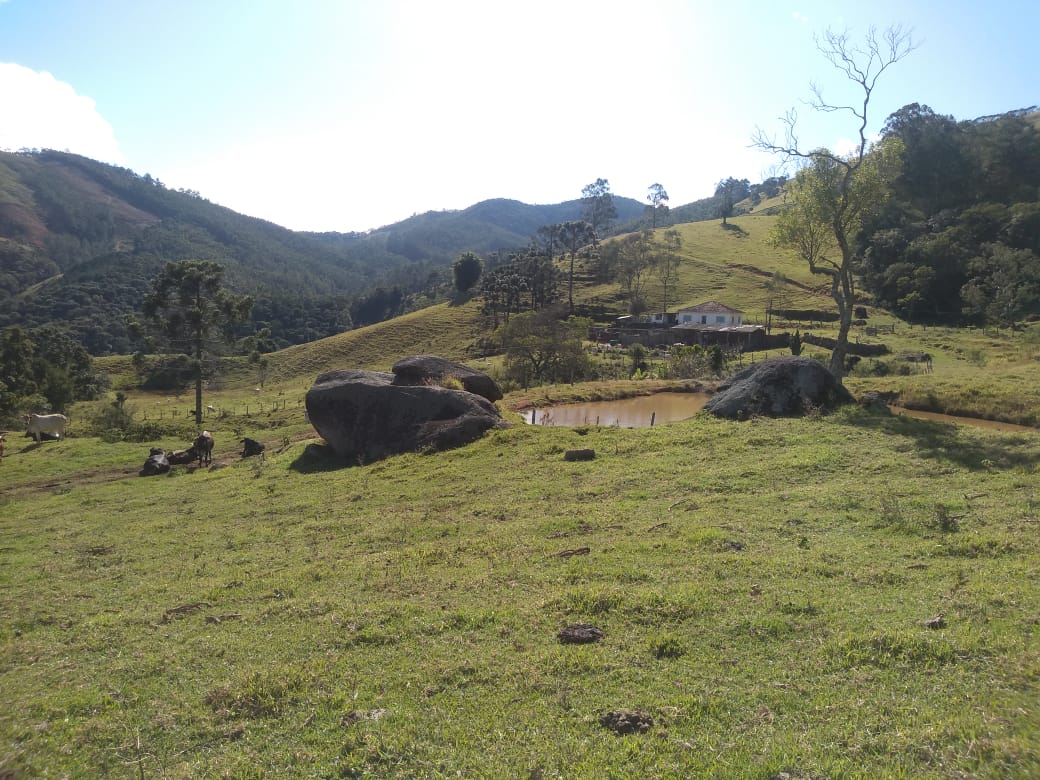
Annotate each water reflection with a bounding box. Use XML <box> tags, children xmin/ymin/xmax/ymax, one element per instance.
<box><xmin>526</xmin><ymin>392</ymin><xmax>711</xmax><ymax>428</ymax></box>
<box><xmin>524</xmin><ymin>392</ymin><xmax>1038</xmax><ymax>433</ymax></box>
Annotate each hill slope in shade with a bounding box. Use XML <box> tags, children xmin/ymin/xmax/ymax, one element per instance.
<box><xmin>0</xmin><ymin>150</ymin><xmax>644</xmax><ymax>353</ymax></box>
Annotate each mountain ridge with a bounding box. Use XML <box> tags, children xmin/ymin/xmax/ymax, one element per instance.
<box><xmin>0</xmin><ymin>151</ymin><xmax>656</xmax><ymax>352</ymax></box>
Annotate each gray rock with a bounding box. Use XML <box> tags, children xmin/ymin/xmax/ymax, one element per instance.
<box><xmin>703</xmin><ymin>356</ymin><xmax>853</xmax><ymax>419</ymax></box>
<box><xmin>391</xmin><ymin>355</ymin><xmax>503</xmax><ymax>402</ymax></box>
<box><xmin>858</xmin><ymin>391</ymin><xmax>891</xmax><ymax>412</ymax></box>
<box><xmin>564</xmin><ymin>448</ymin><xmax>596</xmax><ymax>462</ymax></box>
<box><xmin>306</xmin><ymin>368</ymin><xmax>505</xmax><ymax>463</ymax></box>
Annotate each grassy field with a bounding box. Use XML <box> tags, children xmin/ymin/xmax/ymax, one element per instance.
<box><xmin>5</xmin><ymin>218</ymin><xmax>1040</xmax><ymax>777</ymax></box>
<box><xmin>577</xmin><ymin>214</ymin><xmax>827</xmax><ymax>323</ymax></box>
<box><xmin>2</xmin><ymin>400</ymin><xmax>1039</xmax><ymax>778</ymax></box>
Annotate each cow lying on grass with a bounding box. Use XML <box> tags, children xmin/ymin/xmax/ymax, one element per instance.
<box><xmin>24</xmin><ymin>413</ymin><xmax>68</xmax><ymax>442</ymax></box>
<box><xmin>142</xmin><ymin>432</ymin><xmax>215</xmax><ymax>476</ymax></box>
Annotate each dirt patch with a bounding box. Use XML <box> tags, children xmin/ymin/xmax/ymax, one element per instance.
<box><xmin>557</xmin><ymin>624</ymin><xmax>604</xmax><ymax>644</ymax></box>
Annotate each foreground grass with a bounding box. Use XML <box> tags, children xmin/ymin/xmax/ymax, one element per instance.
<box><xmin>2</xmin><ymin>405</ymin><xmax>1039</xmax><ymax>778</ymax></box>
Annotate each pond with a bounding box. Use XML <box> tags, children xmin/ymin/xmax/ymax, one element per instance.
<box><xmin>523</xmin><ymin>392</ymin><xmax>1038</xmax><ymax>433</ymax></box>
<box><xmin>524</xmin><ymin>392</ymin><xmax>711</xmax><ymax>428</ymax></box>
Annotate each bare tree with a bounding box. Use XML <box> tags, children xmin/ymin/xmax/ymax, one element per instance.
<box><xmin>752</xmin><ymin>26</ymin><xmax>916</xmax><ymax>380</ymax></box>
<box><xmin>652</xmin><ymin>229</ymin><xmax>683</xmax><ymax>314</ymax></box>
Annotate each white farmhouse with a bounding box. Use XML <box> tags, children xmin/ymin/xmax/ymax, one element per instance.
<box><xmin>675</xmin><ymin>301</ymin><xmax>744</xmax><ymax>326</ymax></box>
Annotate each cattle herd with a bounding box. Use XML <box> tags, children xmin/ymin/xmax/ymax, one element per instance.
<box><xmin>5</xmin><ymin>414</ymin><xmax>266</xmax><ymax>476</ymax></box>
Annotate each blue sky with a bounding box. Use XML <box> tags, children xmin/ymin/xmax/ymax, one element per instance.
<box><xmin>1</xmin><ymin>0</ymin><xmax>1036</xmax><ymax>233</ymax></box>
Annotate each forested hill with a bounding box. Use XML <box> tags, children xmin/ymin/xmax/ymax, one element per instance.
<box><xmin>309</xmin><ymin>196</ymin><xmax>647</xmax><ymax>263</ymax></box>
<box><xmin>0</xmin><ymin>151</ymin><xmax>645</xmax><ymax>354</ymax></box>
<box><xmin>0</xmin><ymin>150</ymin><xmax>373</xmax><ymax>353</ymax></box>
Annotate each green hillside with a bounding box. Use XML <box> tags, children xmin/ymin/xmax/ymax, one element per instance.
<box><xmin>0</xmin><ymin>151</ymin><xmax>646</xmax><ymax>354</ymax></box>
<box><xmin>591</xmin><ymin>213</ymin><xmax>827</xmax><ymax>320</ymax></box>
<box><xmin>9</xmin><ymin>207</ymin><xmax>1040</xmax><ymax>776</ymax></box>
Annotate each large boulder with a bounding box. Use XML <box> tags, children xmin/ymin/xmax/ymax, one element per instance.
<box><xmin>391</xmin><ymin>355</ymin><xmax>502</xmax><ymax>402</ymax></box>
<box><xmin>703</xmin><ymin>356</ymin><xmax>853</xmax><ymax>419</ymax></box>
<box><xmin>306</xmin><ymin>368</ymin><xmax>506</xmax><ymax>463</ymax></box>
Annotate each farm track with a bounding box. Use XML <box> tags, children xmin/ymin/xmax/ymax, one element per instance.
<box><xmin>0</xmin><ymin>430</ymin><xmax>318</xmax><ymax>498</ymax></box>
<box><xmin>725</xmin><ymin>262</ymin><xmax>821</xmax><ymax>293</ymax></box>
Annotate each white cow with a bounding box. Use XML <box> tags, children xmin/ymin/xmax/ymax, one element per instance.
<box><xmin>24</xmin><ymin>413</ymin><xmax>68</xmax><ymax>442</ymax></box>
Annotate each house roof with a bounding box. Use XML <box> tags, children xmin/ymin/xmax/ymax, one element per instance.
<box><xmin>675</xmin><ymin>301</ymin><xmax>744</xmax><ymax>314</ymax></box>
<box><xmin>672</xmin><ymin>323</ymin><xmax>763</xmax><ymax>333</ymax></box>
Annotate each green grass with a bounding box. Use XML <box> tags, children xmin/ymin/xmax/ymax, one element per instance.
<box><xmin>3</xmin><ymin>405</ymin><xmax>1039</xmax><ymax>777</ymax></box>
<box><xmin>580</xmin><ymin>215</ymin><xmax>828</xmax><ymax>321</ymax></box>
<box><xmin>8</xmin><ymin>214</ymin><xmax>1040</xmax><ymax>776</ymax></box>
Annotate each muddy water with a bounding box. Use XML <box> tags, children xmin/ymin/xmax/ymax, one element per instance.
<box><xmin>525</xmin><ymin>392</ymin><xmax>711</xmax><ymax>428</ymax></box>
<box><xmin>524</xmin><ymin>392</ymin><xmax>1038</xmax><ymax>433</ymax></box>
<box><xmin>890</xmin><ymin>407</ymin><xmax>1037</xmax><ymax>433</ymax></box>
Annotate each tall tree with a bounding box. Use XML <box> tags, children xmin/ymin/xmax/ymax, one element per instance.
<box><xmin>646</xmin><ymin>183</ymin><xmax>670</xmax><ymax>228</ymax></box>
<box><xmin>557</xmin><ymin>221</ymin><xmax>596</xmax><ymax>314</ymax></box>
<box><xmin>536</xmin><ymin>223</ymin><xmax>561</xmax><ymax>261</ymax></box>
<box><xmin>607</xmin><ymin>229</ymin><xmax>656</xmax><ymax>313</ymax></box>
<box><xmin>452</xmin><ymin>251</ymin><xmax>483</xmax><ymax>294</ymax></box>
<box><xmin>652</xmin><ymin>229</ymin><xmax>683</xmax><ymax>313</ymax></box>
<box><xmin>770</xmin><ymin>141</ymin><xmax>902</xmax><ymax>374</ymax></box>
<box><xmin>754</xmin><ymin>25</ymin><xmax>916</xmax><ymax>381</ymax></box>
<box><xmin>714</xmin><ymin>177</ymin><xmax>750</xmax><ymax>225</ymax></box>
<box><xmin>581</xmin><ymin>178</ymin><xmax>617</xmax><ymax>237</ymax></box>
<box><xmin>142</xmin><ymin>260</ymin><xmax>253</xmax><ymax>426</ymax></box>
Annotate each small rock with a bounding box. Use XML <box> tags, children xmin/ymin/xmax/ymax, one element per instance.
<box><xmin>564</xmin><ymin>448</ymin><xmax>596</xmax><ymax>462</ymax></box>
<box><xmin>858</xmin><ymin>391</ymin><xmax>891</xmax><ymax>412</ymax></box>
<box><xmin>925</xmin><ymin>614</ymin><xmax>946</xmax><ymax>630</ymax></box>
<box><xmin>723</xmin><ymin>539</ymin><xmax>745</xmax><ymax>551</ymax></box>
<box><xmin>557</xmin><ymin>624</ymin><xmax>604</xmax><ymax>644</ymax></box>
<box><xmin>599</xmin><ymin>708</ymin><xmax>653</xmax><ymax>735</ymax></box>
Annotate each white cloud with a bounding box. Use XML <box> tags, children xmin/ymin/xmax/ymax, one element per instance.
<box><xmin>0</xmin><ymin>63</ymin><xmax>124</xmax><ymax>163</ymax></box>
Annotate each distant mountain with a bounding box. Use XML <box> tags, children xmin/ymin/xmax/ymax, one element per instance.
<box><xmin>306</xmin><ymin>196</ymin><xmax>646</xmax><ymax>262</ymax></box>
<box><xmin>0</xmin><ymin>151</ymin><xmax>648</xmax><ymax>353</ymax></box>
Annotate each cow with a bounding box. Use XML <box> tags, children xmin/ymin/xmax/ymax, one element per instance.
<box><xmin>240</xmin><ymin>437</ymin><xmax>266</xmax><ymax>460</ymax></box>
<box><xmin>139</xmin><ymin>447</ymin><xmax>170</xmax><ymax>477</ymax></box>
<box><xmin>193</xmin><ymin>431</ymin><xmax>214</xmax><ymax>466</ymax></box>
<box><xmin>0</xmin><ymin>433</ymin><xmax>5</xmax><ymax>462</ymax></box>
<box><xmin>24</xmin><ymin>413</ymin><xmax>68</xmax><ymax>442</ymax></box>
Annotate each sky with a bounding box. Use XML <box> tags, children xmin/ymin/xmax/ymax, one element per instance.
<box><xmin>0</xmin><ymin>0</ymin><xmax>1037</xmax><ymax>233</ymax></box>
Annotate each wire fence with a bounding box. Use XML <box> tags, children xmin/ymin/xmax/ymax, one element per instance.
<box><xmin>136</xmin><ymin>397</ymin><xmax>306</xmax><ymax>421</ymax></box>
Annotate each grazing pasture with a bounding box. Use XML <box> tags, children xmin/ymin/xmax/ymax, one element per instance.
<box><xmin>2</xmin><ymin>402</ymin><xmax>1038</xmax><ymax>777</ymax></box>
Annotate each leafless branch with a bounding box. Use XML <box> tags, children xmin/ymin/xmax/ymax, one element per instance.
<box><xmin>754</xmin><ymin>25</ymin><xmax>916</xmax><ymax>164</ymax></box>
